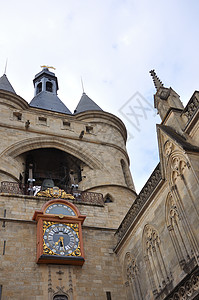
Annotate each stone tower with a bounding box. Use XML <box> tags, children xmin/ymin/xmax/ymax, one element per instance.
<box><xmin>0</xmin><ymin>67</ymin><xmax>136</xmax><ymax>299</ymax></box>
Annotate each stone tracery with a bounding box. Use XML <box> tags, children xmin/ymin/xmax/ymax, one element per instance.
<box><xmin>143</xmin><ymin>225</ymin><xmax>170</xmax><ymax>296</ymax></box>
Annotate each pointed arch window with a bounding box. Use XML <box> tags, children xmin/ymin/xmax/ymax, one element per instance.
<box><xmin>143</xmin><ymin>225</ymin><xmax>170</xmax><ymax>296</ymax></box>
<box><xmin>123</xmin><ymin>252</ymin><xmax>143</xmax><ymax>300</ymax></box>
<box><xmin>104</xmin><ymin>193</ymin><xmax>113</xmax><ymax>203</ymax></box>
<box><xmin>166</xmin><ymin>193</ymin><xmax>196</xmax><ymax>270</ymax></box>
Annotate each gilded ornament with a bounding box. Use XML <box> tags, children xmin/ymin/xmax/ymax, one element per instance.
<box><xmin>36</xmin><ymin>187</ymin><xmax>75</xmax><ymax>199</ymax></box>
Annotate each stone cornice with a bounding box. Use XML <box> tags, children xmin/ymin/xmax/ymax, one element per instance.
<box><xmin>114</xmin><ymin>163</ymin><xmax>162</xmax><ymax>251</ymax></box>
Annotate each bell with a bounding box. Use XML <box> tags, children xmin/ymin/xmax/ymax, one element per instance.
<box><xmin>41</xmin><ymin>179</ymin><xmax>54</xmax><ymax>191</ymax></box>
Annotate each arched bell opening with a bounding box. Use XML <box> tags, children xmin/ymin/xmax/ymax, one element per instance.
<box><xmin>19</xmin><ymin>148</ymin><xmax>84</xmax><ymax>195</ymax></box>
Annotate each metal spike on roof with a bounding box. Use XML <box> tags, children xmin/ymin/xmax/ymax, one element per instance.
<box><xmin>149</xmin><ymin>69</ymin><xmax>164</xmax><ymax>91</ymax></box>
<box><xmin>0</xmin><ymin>74</ymin><xmax>16</xmax><ymax>93</ymax></box>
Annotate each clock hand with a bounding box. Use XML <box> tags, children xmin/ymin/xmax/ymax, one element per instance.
<box><xmin>60</xmin><ymin>236</ymin><xmax>64</xmax><ymax>247</ymax></box>
<box><xmin>55</xmin><ymin>236</ymin><xmax>64</xmax><ymax>247</ymax></box>
<box><xmin>55</xmin><ymin>237</ymin><xmax>62</xmax><ymax>246</ymax></box>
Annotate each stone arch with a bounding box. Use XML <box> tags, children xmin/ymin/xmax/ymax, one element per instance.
<box><xmin>1</xmin><ymin>137</ymin><xmax>103</xmax><ymax>170</ymax></box>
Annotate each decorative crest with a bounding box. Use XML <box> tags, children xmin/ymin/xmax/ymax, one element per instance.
<box><xmin>40</xmin><ymin>65</ymin><xmax>56</xmax><ymax>70</ymax></box>
<box><xmin>149</xmin><ymin>69</ymin><xmax>164</xmax><ymax>91</ymax></box>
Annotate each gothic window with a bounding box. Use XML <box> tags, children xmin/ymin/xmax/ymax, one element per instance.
<box><xmin>46</xmin><ymin>81</ymin><xmax>53</xmax><ymax>92</ymax></box>
<box><xmin>169</xmin><ymin>154</ymin><xmax>199</xmax><ymax>266</ymax></box>
<box><xmin>123</xmin><ymin>252</ymin><xmax>143</xmax><ymax>300</ymax></box>
<box><xmin>166</xmin><ymin>193</ymin><xmax>191</xmax><ymax>268</ymax></box>
<box><xmin>166</xmin><ymin>193</ymin><xmax>198</xmax><ymax>270</ymax></box>
<box><xmin>36</xmin><ymin>82</ymin><xmax>42</xmax><ymax>94</ymax></box>
<box><xmin>143</xmin><ymin>225</ymin><xmax>170</xmax><ymax>297</ymax></box>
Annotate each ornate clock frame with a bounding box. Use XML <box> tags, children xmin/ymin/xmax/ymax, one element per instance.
<box><xmin>33</xmin><ymin>199</ymin><xmax>86</xmax><ymax>265</ymax></box>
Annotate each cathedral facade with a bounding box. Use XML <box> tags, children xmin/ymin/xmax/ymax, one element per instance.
<box><xmin>0</xmin><ymin>67</ymin><xmax>198</xmax><ymax>299</ymax></box>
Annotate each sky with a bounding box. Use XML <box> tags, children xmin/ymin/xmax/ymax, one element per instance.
<box><xmin>0</xmin><ymin>0</ymin><xmax>199</xmax><ymax>192</ymax></box>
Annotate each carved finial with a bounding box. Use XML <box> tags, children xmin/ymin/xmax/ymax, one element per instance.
<box><xmin>149</xmin><ymin>69</ymin><xmax>164</xmax><ymax>91</ymax></box>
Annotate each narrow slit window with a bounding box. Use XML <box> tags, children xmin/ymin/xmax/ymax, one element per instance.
<box><xmin>106</xmin><ymin>291</ymin><xmax>112</xmax><ymax>300</ymax></box>
<box><xmin>0</xmin><ymin>285</ymin><xmax>2</xmax><ymax>300</ymax></box>
<box><xmin>3</xmin><ymin>241</ymin><xmax>6</xmax><ymax>255</ymax></box>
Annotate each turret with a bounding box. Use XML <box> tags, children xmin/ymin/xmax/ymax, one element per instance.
<box><xmin>30</xmin><ymin>66</ymin><xmax>72</xmax><ymax>114</ymax></box>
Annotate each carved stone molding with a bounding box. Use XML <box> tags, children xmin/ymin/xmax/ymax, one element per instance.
<box><xmin>171</xmin><ymin>157</ymin><xmax>187</xmax><ymax>183</ymax></box>
<box><xmin>48</xmin><ymin>265</ymin><xmax>73</xmax><ymax>300</ymax></box>
<box><xmin>184</xmin><ymin>95</ymin><xmax>199</xmax><ymax>123</ymax></box>
<box><xmin>115</xmin><ymin>164</ymin><xmax>162</xmax><ymax>245</ymax></box>
<box><xmin>166</xmin><ymin>267</ymin><xmax>199</xmax><ymax>300</ymax></box>
<box><xmin>164</xmin><ymin>140</ymin><xmax>174</xmax><ymax>157</ymax></box>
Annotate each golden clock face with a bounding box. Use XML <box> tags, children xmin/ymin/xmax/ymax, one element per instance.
<box><xmin>43</xmin><ymin>222</ymin><xmax>81</xmax><ymax>257</ymax></box>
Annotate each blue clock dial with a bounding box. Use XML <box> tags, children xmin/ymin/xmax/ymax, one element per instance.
<box><xmin>43</xmin><ymin>223</ymin><xmax>80</xmax><ymax>256</ymax></box>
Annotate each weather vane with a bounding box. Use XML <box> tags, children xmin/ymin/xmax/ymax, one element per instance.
<box><xmin>40</xmin><ymin>65</ymin><xmax>56</xmax><ymax>70</ymax></box>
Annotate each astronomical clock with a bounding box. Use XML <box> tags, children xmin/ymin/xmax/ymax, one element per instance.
<box><xmin>33</xmin><ymin>199</ymin><xmax>86</xmax><ymax>265</ymax></box>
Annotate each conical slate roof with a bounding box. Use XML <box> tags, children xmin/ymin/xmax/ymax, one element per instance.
<box><xmin>30</xmin><ymin>92</ymin><xmax>72</xmax><ymax>114</ymax></box>
<box><xmin>0</xmin><ymin>74</ymin><xmax>16</xmax><ymax>93</ymax></box>
<box><xmin>74</xmin><ymin>93</ymin><xmax>103</xmax><ymax>114</ymax></box>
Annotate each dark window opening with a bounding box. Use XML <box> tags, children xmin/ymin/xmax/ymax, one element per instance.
<box><xmin>86</xmin><ymin>126</ymin><xmax>93</xmax><ymax>133</ymax></box>
<box><xmin>63</xmin><ymin>121</ymin><xmax>71</xmax><ymax>127</ymax></box>
<box><xmin>13</xmin><ymin>112</ymin><xmax>22</xmax><ymax>121</ymax></box>
<box><xmin>106</xmin><ymin>291</ymin><xmax>112</xmax><ymax>300</ymax></box>
<box><xmin>46</xmin><ymin>81</ymin><xmax>53</xmax><ymax>92</ymax></box>
<box><xmin>104</xmin><ymin>194</ymin><xmax>113</xmax><ymax>203</ymax></box>
<box><xmin>36</xmin><ymin>82</ymin><xmax>42</xmax><ymax>94</ymax></box>
<box><xmin>38</xmin><ymin>116</ymin><xmax>47</xmax><ymax>125</ymax></box>
<box><xmin>0</xmin><ymin>285</ymin><xmax>2</xmax><ymax>300</ymax></box>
